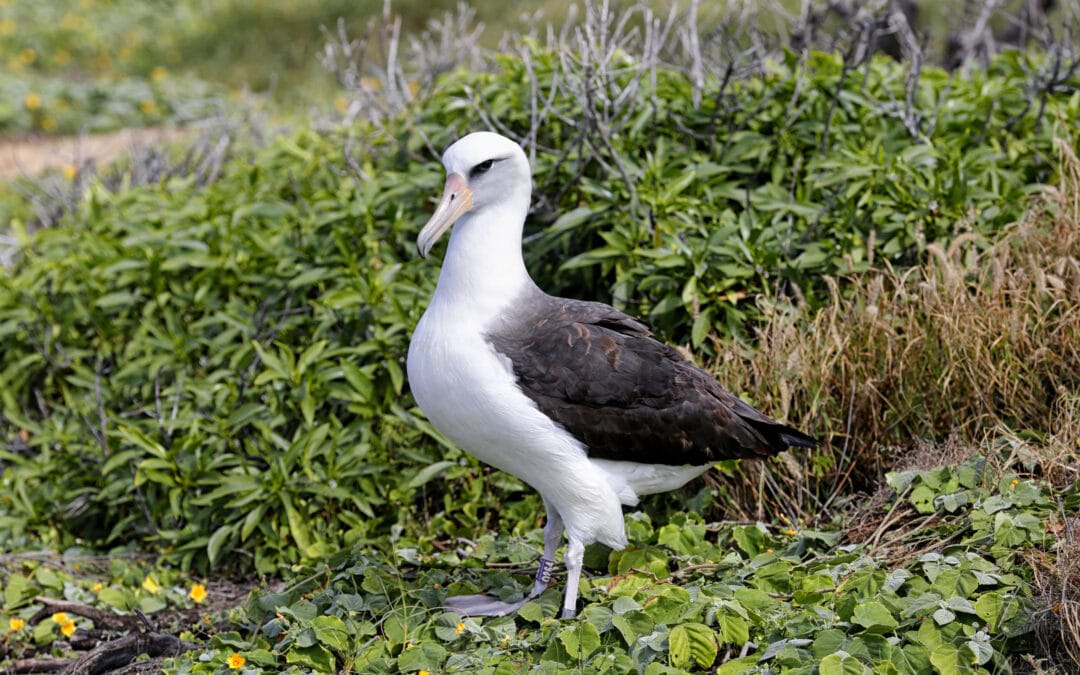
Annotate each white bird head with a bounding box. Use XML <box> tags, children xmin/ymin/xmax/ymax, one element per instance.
<box><xmin>417</xmin><ymin>132</ymin><xmax>531</xmax><ymax>258</ymax></box>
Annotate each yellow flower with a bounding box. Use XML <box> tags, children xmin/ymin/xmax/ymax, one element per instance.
<box><xmin>227</xmin><ymin>653</ymin><xmax>246</xmax><ymax>669</ymax></box>
<box><xmin>189</xmin><ymin>583</ymin><xmax>207</xmax><ymax>603</ymax></box>
<box><xmin>40</xmin><ymin>115</ymin><xmax>56</xmax><ymax>132</ymax></box>
<box><xmin>18</xmin><ymin>48</ymin><xmax>35</xmax><ymax>65</ymax></box>
<box><xmin>91</xmin><ymin>582</ymin><xmax>103</xmax><ymax>593</ymax></box>
<box><xmin>1010</xmin><ymin>479</ymin><xmax>1019</xmax><ymax>487</ymax></box>
<box><xmin>142</xmin><ymin>576</ymin><xmax>161</xmax><ymax>594</ymax></box>
<box><xmin>418</xmin><ymin>671</ymin><xmax>430</xmax><ymax>675</ymax></box>
<box><xmin>24</xmin><ymin>93</ymin><xmax>41</xmax><ymax>111</ymax></box>
<box><xmin>60</xmin><ymin>620</ymin><xmax>77</xmax><ymax>637</ymax></box>
<box><xmin>785</xmin><ymin>528</ymin><xmax>797</xmax><ymax>536</ymax></box>
<box><xmin>8</xmin><ymin>617</ymin><xmax>25</xmax><ymax>631</ymax></box>
<box><xmin>139</xmin><ymin>99</ymin><xmax>158</xmax><ymax>114</ymax></box>
<box><xmin>150</xmin><ymin>66</ymin><xmax>167</xmax><ymax>82</ymax></box>
<box><xmin>334</xmin><ymin>96</ymin><xmax>348</xmax><ymax>114</ymax></box>
<box><xmin>0</xmin><ymin>19</ymin><xmax>15</xmax><ymax>36</ymax></box>
<box><xmin>455</xmin><ymin>621</ymin><xmax>465</xmax><ymax>635</ymax></box>
<box><xmin>51</xmin><ymin>612</ymin><xmax>68</xmax><ymax>624</ymax></box>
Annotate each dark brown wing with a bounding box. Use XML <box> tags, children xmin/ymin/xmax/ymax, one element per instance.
<box><xmin>486</xmin><ymin>295</ymin><xmax>816</xmax><ymax>466</ymax></box>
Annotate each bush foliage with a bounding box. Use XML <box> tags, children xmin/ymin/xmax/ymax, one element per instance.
<box><xmin>3</xmin><ymin>29</ymin><xmax>1078</xmax><ymax>568</ymax></box>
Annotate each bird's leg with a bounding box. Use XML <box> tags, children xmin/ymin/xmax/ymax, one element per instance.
<box><xmin>560</xmin><ymin>538</ymin><xmax>585</xmax><ymax>619</ymax></box>
<box><xmin>530</xmin><ymin>500</ymin><xmax>563</xmax><ymax>597</ymax></box>
<box><xmin>443</xmin><ymin>501</ymin><xmax>564</xmax><ymax>618</ymax></box>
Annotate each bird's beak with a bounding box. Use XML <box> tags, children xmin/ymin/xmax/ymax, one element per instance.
<box><xmin>417</xmin><ymin>173</ymin><xmax>473</xmax><ymax>258</ymax></box>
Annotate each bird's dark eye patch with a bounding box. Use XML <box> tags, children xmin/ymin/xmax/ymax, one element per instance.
<box><xmin>469</xmin><ymin>159</ymin><xmax>496</xmax><ymax>178</ymax></box>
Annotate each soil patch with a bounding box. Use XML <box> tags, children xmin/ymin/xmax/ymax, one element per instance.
<box><xmin>0</xmin><ymin>128</ymin><xmax>188</xmax><ymax>181</ymax></box>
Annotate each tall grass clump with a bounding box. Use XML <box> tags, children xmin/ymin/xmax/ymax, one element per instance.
<box><xmin>702</xmin><ymin>136</ymin><xmax>1080</xmax><ymax>518</ymax></box>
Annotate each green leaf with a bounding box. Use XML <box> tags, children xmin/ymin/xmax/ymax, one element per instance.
<box><xmin>910</xmin><ymin>485</ymin><xmax>937</xmax><ymax>514</ymax></box>
<box><xmin>558</xmin><ymin>621</ymin><xmax>600</xmax><ymax>659</ymax></box>
<box><xmin>668</xmin><ymin>623</ymin><xmax>717</xmax><ymax>669</ymax></box>
<box><xmin>929</xmin><ymin>643</ymin><xmax>960</xmax><ymax>674</ymax></box>
<box><xmin>406</xmin><ymin>460</ymin><xmax>456</xmax><ymax>489</ymax></box>
<box><xmin>312</xmin><ymin>615</ymin><xmax>350</xmax><ymax>652</ymax></box>
<box><xmin>852</xmin><ymin>602</ymin><xmax>899</xmax><ymax>633</ymax></box>
<box><xmin>286</xmin><ymin>644</ymin><xmax>336</xmax><ymax>672</ymax></box>
<box><xmin>820</xmin><ymin>651</ymin><xmax>870</xmax><ymax>675</ymax></box>
<box><xmin>715</xmin><ymin>656</ymin><xmax>760</xmax><ymax>674</ymax></box>
<box><xmin>718</xmin><ymin>611</ymin><xmax>749</xmax><ymax>646</ymax></box>
<box><xmin>207</xmin><ymin>524</ymin><xmax>233</xmax><ymax>565</ymax></box>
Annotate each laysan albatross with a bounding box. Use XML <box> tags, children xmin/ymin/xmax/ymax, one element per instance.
<box><xmin>407</xmin><ymin>131</ymin><xmax>817</xmax><ymax>619</ymax></box>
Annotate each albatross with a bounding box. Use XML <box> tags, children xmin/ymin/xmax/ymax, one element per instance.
<box><xmin>407</xmin><ymin>131</ymin><xmax>817</xmax><ymax>619</ymax></box>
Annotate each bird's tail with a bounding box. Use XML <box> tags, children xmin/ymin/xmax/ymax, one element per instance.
<box><xmin>777</xmin><ymin>426</ymin><xmax>818</xmax><ymax>449</ymax></box>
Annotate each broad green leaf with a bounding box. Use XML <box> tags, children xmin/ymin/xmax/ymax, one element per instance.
<box><xmin>718</xmin><ymin>611</ymin><xmax>749</xmax><ymax>646</ymax></box>
<box><xmin>286</xmin><ymin>644</ymin><xmax>335</xmax><ymax>672</ymax></box>
<box><xmin>668</xmin><ymin>623</ymin><xmax>717</xmax><ymax>669</ymax></box>
<box><xmin>820</xmin><ymin>651</ymin><xmax>870</xmax><ymax>675</ymax></box>
<box><xmin>929</xmin><ymin>643</ymin><xmax>960</xmax><ymax>674</ymax></box>
<box><xmin>852</xmin><ymin>602</ymin><xmax>899</xmax><ymax>633</ymax></box>
<box><xmin>312</xmin><ymin>615</ymin><xmax>350</xmax><ymax>652</ymax></box>
<box><xmin>558</xmin><ymin>621</ymin><xmax>600</xmax><ymax>659</ymax></box>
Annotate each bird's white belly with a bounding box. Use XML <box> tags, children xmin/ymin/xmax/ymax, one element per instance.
<box><xmin>407</xmin><ymin>309</ymin><xmax>628</xmax><ymax>549</ymax></box>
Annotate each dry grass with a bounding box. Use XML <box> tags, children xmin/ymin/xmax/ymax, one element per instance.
<box><xmin>705</xmin><ymin>136</ymin><xmax>1080</xmax><ymax>522</ymax></box>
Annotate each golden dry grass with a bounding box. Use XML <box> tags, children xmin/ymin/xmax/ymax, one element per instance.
<box><xmin>706</xmin><ymin>137</ymin><xmax>1080</xmax><ymax>521</ymax></box>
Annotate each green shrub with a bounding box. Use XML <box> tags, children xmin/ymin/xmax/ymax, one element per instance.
<box><xmin>1</xmin><ymin>40</ymin><xmax>1077</xmax><ymax>571</ymax></box>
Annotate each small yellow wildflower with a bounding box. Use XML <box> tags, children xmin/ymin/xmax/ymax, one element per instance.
<box><xmin>1010</xmin><ymin>479</ymin><xmax>1019</xmax><ymax>487</ymax></box>
<box><xmin>227</xmin><ymin>653</ymin><xmax>246</xmax><ymax>669</ymax></box>
<box><xmin>419</xmin><ymin>670</ymin><xmax>430</xmax><ymax>675</ymax></box>
<box><xmin>18</xmin><ymin>48</ymin><xmax>35</xmax><ymax>65</ymax></box>
<box><xmin>765</xmin><ymin>548</ymin><xmax>773</xmax><ymax>554</ymax></box>
<box><xmin>51</xmin><ymin>612</ymin><xmax>69</xmax><ymax>624</ymax></box>
<box><xmin>40</xmin><ymin>116</ymin><xmax>56</xmax><ymax>132</ymax></box>
<box><xmin>189</xmin><ymin>583</ymin><xmax>207</xmax><ymax>603</ymax></box>
<box><xmin>142</xmin><ymin>576</ymin><xmax>161</xmax><ymax>594</ymax></box>
<box><xmin>60</xmin><ymin>620</ymin><xmax>77</xmax><ymax>637</ymax></box>
<box><xmin>150</xmin><ymin>66</ymin><xmax>167</xmax><ymax>82</ymax></box>
<box><xmin>139</xmin><ymin>99</ymin><xmax>158</xmax><ymax>115</ymax></box>
<box><xmin>24</xmin><ymin>93</ymin><xmax>41</xmax><ymax>111</ymax></box>
<box><xmin>454</xmin><ymin>621</ymin><xmax>465</xmax><ymax>635</ymax></box>
<box><xmin>91</xmin><ymin>582</ymin><xmax>103</xmax><ymax>593</ymax></box>
<box><xmin>334</xmin><ymin>96</ymin><xmax>348</xmax><ymax>114</ymax></box>
<box><xmin>0</xmin><ymin>19</ymin><xmax>15</xmax><ymax>36</ymax></box>
<box><xmin>8</xmin><ymin>617</ymin><xmax>25</xmax><ymax>631</ymax></box>
<box><xmin>779</xmin><ymin>513</ymin><xmax>789</xmax><ymax>523</ymax></box>
<box><xmin>785</xmin><ymin>528</ymin><xmax>797</xmax><ymax>536</ymax></box>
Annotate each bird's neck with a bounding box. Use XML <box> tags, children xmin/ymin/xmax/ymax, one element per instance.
<box><xmin>431</xmin><ymin>201</ymin><xmax>536</xmax><ymax>322</ymax></box>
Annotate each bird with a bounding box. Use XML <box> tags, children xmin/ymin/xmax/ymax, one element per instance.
<box><xmin>407</xmin><ymin>131</ymin><xmax>817</xmax><ymax>619</ymax></box>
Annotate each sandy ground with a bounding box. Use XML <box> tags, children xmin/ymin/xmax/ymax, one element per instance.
<box><xmin>0</xmin><ymin>127</ymin><xmax>188</xmax><ymax>181</ymax></box>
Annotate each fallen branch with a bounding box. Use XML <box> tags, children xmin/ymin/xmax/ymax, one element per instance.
<box><xmin>28</xmin><ymin>598</ymin><xmax>142</xmax><ymax>633</ymax></box>
<box><xmin>62</xmin><ymin>632</ymin><xmax>198</xmax><ymax>675</ymax></box>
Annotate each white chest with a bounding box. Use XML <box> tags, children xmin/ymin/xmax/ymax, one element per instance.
<box><xmin>408</xmin><ymin>308</ymin><xmax>538</xmax><ymax>470</ymax></box>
